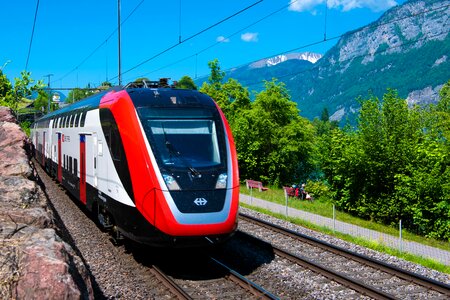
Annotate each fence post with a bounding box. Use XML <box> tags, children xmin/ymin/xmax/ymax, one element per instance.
<box><xmin>284</xmin><ymin>188</ymin><xmax>288</xmax><ymax>217</ymax></box>
<box><xmin>333</xmin><ymin>204</ymin><xmax>336</xmax><ymax>233</ymax></box>
<box><xmin>399</xmin><ymin>219</ymin><xmax>402</xmax><ymax>252</ymax></box>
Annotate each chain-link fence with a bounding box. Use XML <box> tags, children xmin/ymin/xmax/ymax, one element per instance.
<box><xmin>240</xmin><ymin>194</ymin><xmax>450</xmax><ymax>266</ymax></box>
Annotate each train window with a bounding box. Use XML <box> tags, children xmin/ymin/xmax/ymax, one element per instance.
<box><xmin>74</xmin><ymin>158</ymin><xmax>78</xmax><ymax>176</ymax></box>
<box><xmin>61</xmin><ymin>116</ymin><xmax>65</xmax><ymax>128</ymax></box>
<box><xmin>80</xmin><ymin>111</ymin><xmax>87</xmax><ymax>127</ymax></box>
<box><xmin>69</xmin><ymin>156</ymin><xmax>72</xmax><ymax>174</ymax></box>
<box><xmin>70</xmin><ymin>114</ymin><xmax>76</xmax><ymax>127</ymax></box>
<box><xmin>146</xmin><ymin>119</ymin><xmax>222</xmax><ymax>167</ymax></box>
<box><xmin>74</xmin><ymin>114</ymin><xmax>80</xmax><ymax>127</ymax></box>
<box><xmin>110</xmin><ymin>128</ymin><xmax>121</xmax><ymax>161</ymax></box>
<box><xmin>63</xmin><ymin>154</ymin><xmax>66</xmax><ymax>169</ymax></box>
<box><xmin>68</xmin><ymin>115</ymin><xmax>72</xmax><ymax>128</ymax></box>
<box><xmin>98</xmin><ymin>142</ymin><xmax>103</xmax><ymax>156</ymax></box>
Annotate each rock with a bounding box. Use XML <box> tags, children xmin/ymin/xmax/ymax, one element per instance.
<box><xmin>0</xmin><ymin>122</ymin><xmax>32</xmax><ymax>178</ymax></box>
<box><xmin>15</xmin><ymin>229</ymin><xmax>93</xmax><ymax>300</ymax></box>
<box><xmin>0</xmin><ymin>106</ymin><xmax>17</xmax><ymax>123</ymax></box>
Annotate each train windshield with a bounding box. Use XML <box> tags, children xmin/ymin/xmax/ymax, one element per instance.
<box><xmin>138</xmin><ymin>108</ymin><xmax>225</xmax><ymax>169</ymax></box>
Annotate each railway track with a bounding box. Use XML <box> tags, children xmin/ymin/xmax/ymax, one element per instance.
<box><xmin>239</xmin><ymin>212</ymin><xmax>450</xmax><ymax>299</ymax></box>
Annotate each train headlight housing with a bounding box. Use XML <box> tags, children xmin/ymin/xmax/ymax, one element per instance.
<box><xmin>163</xmin><ymin>174</ymin><xmax>181</xmax><ymax>191</ymax></box>
<box><xmin>215</xmin><ymin>173</ymin><xmax>227</xmax><ymax>189</ymax></box>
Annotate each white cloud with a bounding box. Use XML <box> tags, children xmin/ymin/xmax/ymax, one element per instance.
<box><xmin>241</xmin><ymin>32</ymin><xmax>259</xmax><ymax>42</ymax></box>
<box><xmin>288</xmin><ymin>0</ymin><xmax>397</xmax><ymax>13</ymax></box>
<box><xmin>216</xmin><ymin>36</ymin><xmax>230</xmax><ymax>43</ymax></box>
<box><xmin>289</xmin><ymin>0</ymin><xmax>325</xmax><ymax>12</ymax></box>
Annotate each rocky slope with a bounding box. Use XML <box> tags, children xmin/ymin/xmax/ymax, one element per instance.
<box><xmin>304</xmin><ymin>0</ymin><xmax>450</xmax><ymax>121</ymax></box>
<box><xmin>0</xmin><ymin>106</ymin><xmax>93</xmax><ymax>299</ymax></box>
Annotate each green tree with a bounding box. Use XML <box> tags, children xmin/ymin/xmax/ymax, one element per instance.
<box><xmin>66</xmin><ymin>86</ymin><xmax>96</xmax><ymax>104</ymax></box>
<box><xmin>322</xmin><ymin>88</ymin><xmax>450</xmax><ymax>240</ymax></box>
<box><xmin>207</xmin><ymin>58</ymin><xmax>225</xmax><ymax>86</ymax></box>
<box><xmin>0</xmin><ymin>70</ymin><xmax>12</xmax><ymax>98</ymax></box>
<box><xmin>176</xmin><ymin>75</ymin><xmax>197</xmax><ymax>90</ymax></box>
<box><xmin>233</xmin><ymin>79</ymin><xmax>314</xmax><ymax>186</ymax></box>
<box><xmin>0</xmin><ymin>71</ymin><xmax>44</xmax><ymax>112</ymax></box>
<box><xmin>200</xmin><ymin>60</ymin><xmax>250</xmax><ymax>117</ymax></box>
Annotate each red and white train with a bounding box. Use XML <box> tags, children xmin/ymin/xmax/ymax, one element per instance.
<box><xmin>31</xmin><ymin>80</ymin><xmax>239</xmax><ymax>246</ymax></box>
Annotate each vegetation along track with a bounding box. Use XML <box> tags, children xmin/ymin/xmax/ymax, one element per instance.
<box><xmin>239</xmin><ymin>212</ymin><xmax>450</xmax><ymax>299</ymax></box>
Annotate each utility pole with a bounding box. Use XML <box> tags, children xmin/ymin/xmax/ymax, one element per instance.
<box><xmin>44</xmin><ymin>74</ymin><xmax>53</xmax><ymax>113</ymax></box>
<box><xmin>118</xmin><ymin>0</ymin><xmax>122</xmax><ymax>86</ymax></box>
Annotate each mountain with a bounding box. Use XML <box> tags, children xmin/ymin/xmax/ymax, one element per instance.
<box><xmin>248</xmin><ymin>52</ymin><xmax>322</xmax><ymax>68</ymax></box>
<box><xmin>200</xmin><ymin>0</ymin><xmax>449</xmax><ymax>123</ymax></box>
<box><xmin>292</xmin><ymin>0</ymin><xmax>450</xmax><ymax>122</ymax></box>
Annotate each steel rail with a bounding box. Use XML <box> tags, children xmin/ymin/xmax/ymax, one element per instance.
<box><xmin>210</xmin><ymin>257</ymin><xmax>279</xmax><ymax>300</ymax></box>
<box><xmin>240</xmin><ymin>213</ymin><xmax>450</xmax><ymax>298</ymax></box>
<box><xmin>149</xmin><ymin>265</ymin><xmax>193</xmax><ymax>300</ymax></box>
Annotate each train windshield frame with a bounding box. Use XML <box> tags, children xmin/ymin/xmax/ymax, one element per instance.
<box><xmin>137</xmin><ymin>107</ymin><xmax>227</xmax><ymax>170</ymax></box>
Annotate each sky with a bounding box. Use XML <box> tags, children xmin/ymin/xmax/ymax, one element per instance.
<box><xmin>0</xmin><ymin>0</ymin><xmax>405</xmax><ymax>94</ymax></box>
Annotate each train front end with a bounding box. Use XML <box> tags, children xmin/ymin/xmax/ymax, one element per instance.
<box><xmin>126</xmin><ymin>88</ymin><xmax>239</xmax><ymax>246</ymax></box>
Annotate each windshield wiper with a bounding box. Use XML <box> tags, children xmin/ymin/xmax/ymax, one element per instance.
<box><xmin>162</xmin><ymin>124</ymin><xmax>201</xmax><ymax>177</ymax></box>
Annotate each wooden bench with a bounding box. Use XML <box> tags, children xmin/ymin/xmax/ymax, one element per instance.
<box><xmin>245</xmin><ymin>179</ymin><xmax>268</xmax><ymax>192</ymax></box>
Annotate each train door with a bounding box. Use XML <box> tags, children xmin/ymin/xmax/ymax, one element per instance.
<box><xmin>96</xmin><ymin>138</ymin><xmax>108</xmax><ymax>195</ymax></box>
<box><xmin>79</xmin><ymin>134</ymin><xmax>87</xmax><ymax>204</ymax></box>
<box><xmin>93</xmin><ymin>133</ymin><xmax>98</xmax><ymax>188</ymax></box>
<box><xmin>57</xmin><ymin>133</ymin><xmax>62</xmax><ymax>182</ymax></box>
<box><xmin>42</xmin><ymin>131</ymin><xmax>46</xmax><ymax>165</ymax></box>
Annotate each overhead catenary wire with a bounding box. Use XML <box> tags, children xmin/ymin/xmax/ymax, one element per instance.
<box><xmin>241</xmin><ymin>30</ymin><xmax>450</xmax><ymax>90</ymax></box>
<box><xmin>195</xmin><ymin>2</ymin><xmax>450</xmax><ymax>81</ymax></box>
<box><xmin>112</xmin><ymin>0</ymin><xmax>264</xmax><ymax>81</ymax></box>
<box><xmin>132</xmin><ymin>0</ymin><xmax>299</xmax><ymax>81</ymax></box>
<box><xmin>25</xmin><ymin>0</ymin><xmax>40</xmax><ymax>71</ymax></box>
<box><xmin>136</xmin><ymin>1</ymin><xmax>449</xmax><ymax>84</ymax></box>
<box><xmin>55</xmin><ymin>0</ymin><xmax>146</xmax><ymax>84</ymax></box>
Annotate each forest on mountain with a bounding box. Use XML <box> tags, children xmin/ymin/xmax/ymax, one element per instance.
<box><xmin>200</xmin><ymin>59</ymin><xmax>450</xmax><ymax>241</ymax></box>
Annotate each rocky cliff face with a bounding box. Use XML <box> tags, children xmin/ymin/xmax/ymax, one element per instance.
<box><xmin>324</xmin><ymin>0</ymin><xmax>449</xmax><ymax>70</ymax></box>
<box><xmin>0</xmin><ymin>106</ymin><xmax>93</xmax><ymax>299</ymax></box>
<box><xmin>296</xmin><ymin>0</ymin><xmax>450</xmax><ymax>121</ymax></box>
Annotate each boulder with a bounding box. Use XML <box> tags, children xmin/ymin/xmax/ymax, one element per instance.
<box><xmin>0</xmin><ymin>122</ymin><xmax>32</xmax><ymax>178</ymax></box>
<box><xmin>0</xmin><ymin>106</ymin><xmax>17</xmax><ymax>123</ymax></box>
<box><xmin>15</xmin><ymin>229</ymin><xmax>93</xmax><ymax>300</ymax></box>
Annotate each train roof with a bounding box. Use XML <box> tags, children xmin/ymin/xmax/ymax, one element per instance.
<box><xmin>33</xmin><ymin>83</ymin><xmax>213</xmax><ymax>124</ymax></box>
<box><xmin>35</xmin><ymin>86</ymin><xmax>123</xmax><ymax>122</ymax></box>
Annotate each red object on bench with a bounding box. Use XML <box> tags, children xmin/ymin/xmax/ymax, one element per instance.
<box><xmin>245</xmin><ymin>179</ymin><xmax>268</xmax><ymax>192</ymax></box>
<box><xmin>283</xmin><ymin>186</ymin><xmax>296</xmax><ymax>197</ymax></box>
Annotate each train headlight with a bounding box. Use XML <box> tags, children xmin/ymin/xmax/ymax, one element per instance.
<box><xmin>163</xmin><ymin>174</ymin><xmax>181</xmax><ymax>191</ymax></box>
<box><xmin>215</xmin><ymin>173</ymin><xmax>227</xmax><ymax>189</ymax></box>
